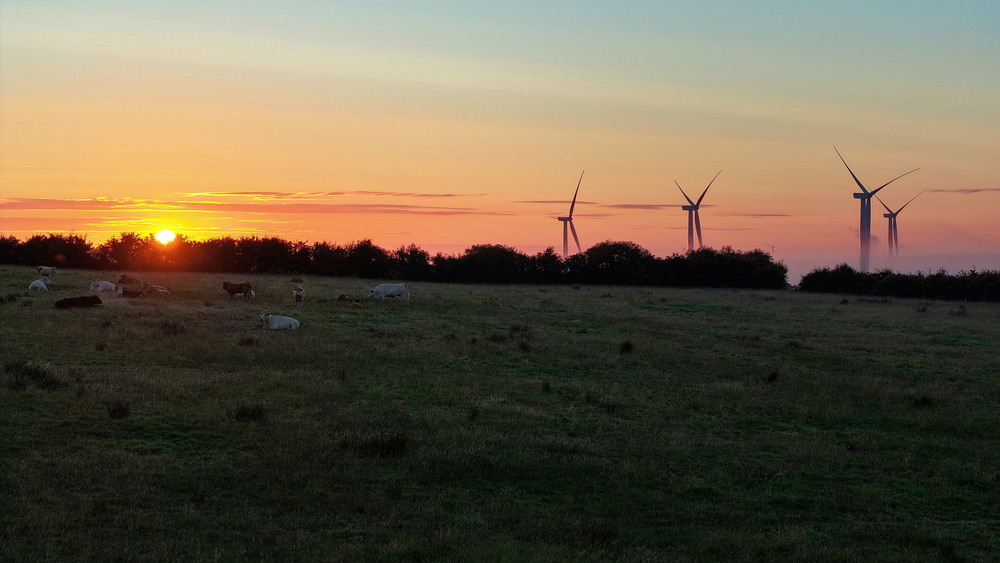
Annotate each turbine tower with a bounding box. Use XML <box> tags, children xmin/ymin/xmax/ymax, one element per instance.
<box><xmin>834</xmin><ymin>147</ymin><xmax>918</xmax><ymax>273</ymax></box>
<box><xmin>875</xmin><ymin>191</ymin><xmax>924</xmax><ymax>258</ymax></box>
<box><xmin>556</xmin><ymin>171</ymin><xmax>585</xmax><ymax>256</ymax></box>
<box><xmin>675</xmin><ymin>170</ymin><xmax>721</xmax><ymax>252</ymax></box>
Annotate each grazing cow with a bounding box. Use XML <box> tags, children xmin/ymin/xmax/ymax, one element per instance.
<box><xmin>260</xmin><ymin>310</ymin><xmax>300</xmax><ymax>330</ymax></box>
<box><xmin>223</xmin><ymin>281</ymin><xmax>253</xmax><ymax>300</ymax></box>
<box><xmin>367</xmin><ymin>283</ymin><xmax>409</xmax><ymax>301</ymax></box>
<box><xmin>117</xmin><ymin>274</ymin><xmax>142</xmax><ymax>286</ymax></box>
<box><xmin>117</xmin><ymin>286</ymin><xmax>143</xmax><ymax>298</ymax></box>
<box><xmin>37</xmin><ymin>266</ymin><xmax>56</xmax><ymax>276</ymax></box>
<box><xmin>141</xmin><ymin>282</ymin><xmax>172</xmax><ymax>296</ymax></box>
<box><xmin>55</xmin><ymin>295</ymin><xmax>102</xmax><ymax>309</ymax></box>
<box><xmin>90</xmin><ymin>279</ymin><xmax>117</xmax><ymax>292</ymax></box>
<box><xmin>292</xmin><ymin>286</ymin><xmax>304</xmax><ymax>305</ymax></box>
<box><xmin>28</xmin><ymin>277</ymin><xmax>51</xmax><ymax>291</ymax></box>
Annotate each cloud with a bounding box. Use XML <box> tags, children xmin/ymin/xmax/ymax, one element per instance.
<box><xmin>181</xmin><ymin>190</ymin><xmax>481</xmax><ymax>200</ymax></box>
<box><xmin>925</xmin><ymin>188</ymin><xmax>1000</xmax><ymax>194</ymax></box>
<box><xmin>0</xmin><ymin>197</ymin><xmax>508</xmax><ymax>216</ymax></box>
<box><xmin>715</xmin><ymin>212</ymin><xmax>791</xmax><ymax>218</ymax></box>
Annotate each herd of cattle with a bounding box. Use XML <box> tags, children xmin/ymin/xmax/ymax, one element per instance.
<box><xmin>25</xmin><ymin>266</ymin><xmax>410</xmax><ymax>330</ymax></box>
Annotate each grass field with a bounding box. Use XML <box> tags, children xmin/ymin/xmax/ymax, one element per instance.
<box><xmin>2</xmin><ymin>266</ymin><xmax>998</xmax><ymax>561</ymax></box>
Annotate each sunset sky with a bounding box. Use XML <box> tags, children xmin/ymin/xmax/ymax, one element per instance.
<box><xmin>2</xmin><ymin>1</ymin><xmax>998</xmax><ymax>281</ymax></box>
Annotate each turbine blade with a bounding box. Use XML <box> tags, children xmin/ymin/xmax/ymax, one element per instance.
<box><xmin>834</xmin><ymin>146</ymin><xmax>868</xmax><ymax>193</ymax></box>
<box><xmin>569</xmin><ymin>220</ymin><xmax>581</xmax><ymax>253</ymax></box>
<box><xmin>873</xmin><ymin>193</ymin><xmax>893</xmax><ymax>214</ymax></box>
<box><xmin>870</xmin><ymin>168</ymin><xmax>919</xmax><ymax>196</ymax></box>
<box><xmin>675</xmin><ymin>181</ymin><xmax>696</xmax><ymax>206</ymax></box>
<box><xmin>896</xmin><ymin>190</ymin><xmax>925</xmax><ymax>214</ymax></box>
<box><xmin>694</xmin><ymin>210</ymin><xmax>703</xmax><ymax>247</ymax></box>
<box><xmin>696</xmin><ymin>169</ymin><xmax>722</xmax><ymax>206</ymax></box>
<box><xmin>568</xmin><ymin>170</ymin><xmax>584</xmax><ymax>218</ymax></box>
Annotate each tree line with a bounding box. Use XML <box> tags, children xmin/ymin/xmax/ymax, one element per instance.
<box><xmin>0</xmin><ymin>232</ymin><xmax>788</xmax><ymax>289</ymax></box>
<box><xmin>800</xmin><ymin>264</ymin><xmax>1000</xmax><ymax>302</ymax></box>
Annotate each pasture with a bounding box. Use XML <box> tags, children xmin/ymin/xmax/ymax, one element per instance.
<box><xmin>1</xmin><ymin>266</ymin><xmax>998</xmax><ymax>561</ymax></box>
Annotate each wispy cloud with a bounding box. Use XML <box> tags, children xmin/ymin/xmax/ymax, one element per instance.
<box><xmin>925</xmin><ymin>188</ymin><xmax>1000</xmax><ymax>194</ymax></box>
<box><xmin>181</xmin><ymin>190</ymin><xmax>481</xmax><ymax>200</ymax></box>
<box><xmin>0</xmin><ymin>197</ymin><xmax>507</xmax><ymax>216</ymax></box>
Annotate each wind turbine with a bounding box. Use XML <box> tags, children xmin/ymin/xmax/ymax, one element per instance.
<box><xmin>875</xmin><ymin>191</ymin><xmax>924</xmax><ymax>258</ymax></box>
<box><xmin>675</xmin><ymin>170</ymin><xmax>721</xmax><ymax>251</ymax></box>
<box><xmin>834</xmin><ymin>147</ymin><xmax>918</xmax><ymax>273</ymax></box>
<box><xmin>556</xmin><ymin>171</ymin><xmax>585</xmax><ymax>256</ymax></box>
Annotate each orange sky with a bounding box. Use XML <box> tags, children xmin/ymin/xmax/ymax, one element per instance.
<box><xmin>2</xmin><ymin>2</ymin><xmax>998</xmax><ymax>281</ymax></box>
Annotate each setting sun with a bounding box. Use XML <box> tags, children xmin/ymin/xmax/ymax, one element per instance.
<box><xmin>155</xmin><ymin>230</ymin><xmax>176</xmax><ymax>245</ymax></box>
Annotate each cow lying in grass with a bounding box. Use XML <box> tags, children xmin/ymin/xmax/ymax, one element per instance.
<box><xmin>29</xmin><ymin>277</ymin><xmax>50</xmax><ymax>291</ymax></box>
<box><xmin>55</xmin><ymin>295</ymin><xmax>102</xmax><ymax>309</ymax></box>
<box><xmin>142</xmin><ymin>282</ymin><xmax>172</xmax><ymax>296</ymax></box>
<box><xmin>223</xmin><ymin>281</ymin><xmax>253</xmax><ymax>300</ymax></box>
<box><xmin>117</xmin><ymin>286</ymin><xmax>143</xmax><ymax>298</ymax></box>
<box><xmin>90</xmin><ymin>279</ymin><xmax>117</xmax><ymax>292</ymax></box>
<box><xmin>37</xmin><ymin>266</ymin><xmax>56</xmax><ymax>276</ymax></box>
<box><xmin>260</xmin><ymin>311</ymin><xmax>300</xmax><ymax>330</ymax></box>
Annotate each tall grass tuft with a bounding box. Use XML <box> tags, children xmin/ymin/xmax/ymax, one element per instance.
<box><xmin>230</xmin><ymin>400</ymin><xmax>267</xmax><ymax>422</ymax></box>
<box><xmin>106</xmin><ymin>399</ymin><xmax>131</xmax><ymax>419</ymax></box>
<box><xmin>340</xmin><ymin>431</ymin><xmax>409</xmax><ymax>457</ymax></box>
<box><xmin>4</xmin><ymin>360</ymin><xmax>63</xmax><ymax>390</ymax></box>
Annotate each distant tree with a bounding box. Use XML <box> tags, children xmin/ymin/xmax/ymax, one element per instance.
<box><xmin>392</xmin><ymin>244</ymin><xmax>433</xmax><ymax>280</ymax></box>
<box><xmin>345</xmin><ymin>239</ymin><xmax>391</xmax><ymax>278</ymax></box>
<box><xmin>453</xmin><ymin>244</ymin><xmax>531</xmax><ymax>283</ymax></box>
<box><xmin>93</xmin><ymin>232</ymin><xmax>156</xmax><ymax>270</ymax></box>
<box><xmin>580</xmin><ymin>240</ymin><xmax>657</xmax><ymax>285</ymax></box>
<box><xmin>528</xmin><ymin>247</ymin><xmax>565</xmax><ymax>284</ymax></box>
<box><xmin>310</xmin><ymin>242</ymin><xmax>349</xmax><ymax>276</ymax></box>
<box><xmin>0</xmin><ymin>235</ymin><xmax>21</xmax><ymax>265</ymax></box>
<box><xmin>20</xmin><ymin>233</ymin><xmax>95</xmax><ymax>269</ymax></box>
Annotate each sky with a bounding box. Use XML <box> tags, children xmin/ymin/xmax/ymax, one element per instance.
<box><xmin>2</xmin><ymin>1</ymin><xmax>998</xmax><ymax>282</ymax></box>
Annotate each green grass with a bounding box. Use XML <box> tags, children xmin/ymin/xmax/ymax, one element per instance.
<box><xmin>2</xmin><ymin>266</ymin><xmax>999</xmax><ymax>561</ymax></box>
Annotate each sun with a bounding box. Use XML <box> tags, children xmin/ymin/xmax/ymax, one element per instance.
<box><xmin>155</xmin><ymin>229</ymin><xmax>176</xmax><ymax>245</ymax></box>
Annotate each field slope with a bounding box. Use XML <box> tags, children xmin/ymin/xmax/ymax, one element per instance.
<box><xmin>2</xmin><ymin>267</ymin><xmax>998</xmax><ymax>561</ymax></box>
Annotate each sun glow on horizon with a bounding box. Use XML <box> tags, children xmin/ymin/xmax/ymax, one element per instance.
<box><xmin>155</xmin><ymin>229</ymin><xmax>176</xmax><ymax>245</ymax></box>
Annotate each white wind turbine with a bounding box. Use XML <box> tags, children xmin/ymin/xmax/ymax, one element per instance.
<box><xmin>675</xmin><ymin>170</ymin><xmax>721</xmax><ymax>251</ymax></box>
<box><xmin>834</xmin><ymin>147</ymin><xmax>918</xmax><ymax>273</ymax></box>
<box><xmin>556</xmin><ymin>171</ymin><xmax>585</xmax><ymax>256</ymax></box>
<box><xmin>875</xmin><ymin>191</ymin><xmax>924</xmax><ymax>258</ymax></box>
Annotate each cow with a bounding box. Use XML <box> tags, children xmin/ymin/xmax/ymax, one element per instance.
<box><xmin>141</xmin><ymin>282</ymin><xmax>172</xmax><ymax>296</ymax></box>
<box><xmin>55</xmin><ymin>295</ymin><xmax>102</xmax><ymax>309</ymax></box>
<box><xmin>90</xmin><ymin>279</ymin><xmax>117</xmax><ymax>292</ymax></box>
<box><xmin>260</xmin><ymin>311</ymin><xmax>300</xmax><ymax>330</ymax></box>
<box><xmin>117</xmin><ymin>274</ymin><xmax>142</xmax><ymax>286</ymax></box>
<box><xmin>37</xmin><ymin>266</ymin><xmax>56</xmax><ymax>276</ymax></box>
<box><xmin>367</xmin><ymin>283</ymin><xmax>409</xmax><ymax>301</ymax></box>
<box><xmin>28</xmin><ymin>277</ymin><xmax>51</xmax><ymax>291</ymax></box>
<box><xmin>336</xmin><ymin>293</ymin><xmax>353</xmax><ymax>302</ymax></box>
<box><xmin>292</xmin><ymin>286</ymin><xmax>304</xmax><ymax>305</ymax></box>
<box><xmin>223</xmin><ymin>281</ymin><xmax>253</xmax><ymax>300</ymax></box>
<box><xmin>117</xmin><ymin>286</ymin><xmax>143</xmax><ymax>298</ymax></box>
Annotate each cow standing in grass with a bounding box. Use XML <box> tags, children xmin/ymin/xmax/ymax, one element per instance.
<box><xmin>223</xmin><ymin>281</ymin><xmax>253</xmax><ymax>300</ymax></box>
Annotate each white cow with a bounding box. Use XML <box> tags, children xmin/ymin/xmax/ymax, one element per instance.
<box><xmin>90</xmin><ymin>279</ymin><xmax>117</xmax><ymax>292</ymax></box>
<box><xmin>260</xmin><ymin>311</ymin><xmax>300</xmax><ymax>330</ymax></box>
<box><xmin>37</xmin><ymin>266</ymin><xmax>56</xmax><ymax>276</ymax></box>
<box><xmin>367</xmin><ymin>282</ymin><xmax>409</xmax><ymax>301</ymax></box>
<box><xmin>29</xmin><ymin>277</ymin><xmax>51</xmax><ymax>291</ymax></box>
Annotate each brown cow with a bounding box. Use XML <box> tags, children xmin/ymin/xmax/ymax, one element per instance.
<box><xmin>223</xmin><ymin>281</ymin><xmax>253</xmax><ymax>300</ymax></box>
